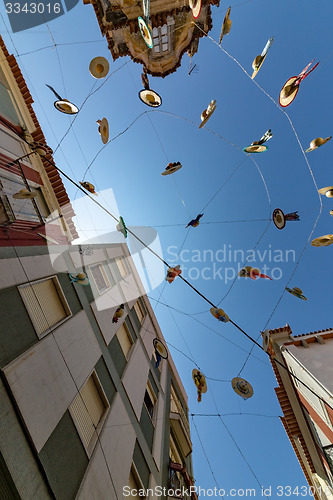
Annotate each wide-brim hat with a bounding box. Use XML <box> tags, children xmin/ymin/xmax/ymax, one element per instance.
<box><xmin>219</xmin><ymin>7</ymin><xmax>231</xmax><ymax>43</ymax></box>
<box><xmin>251</xmin><ymin>54</ymin><xmax>266</xmax><ymax>79</ymax></box>
<box><xmin>69</xmin><ymin>273</ymin><xmax>90</xmax><ymax>286</ymax></box>
<box><xmin>161</xmin><ymin>163</ymin><xmax>183</xmax><ymax>175</ymax></box>
<box><xmin>306</xmin><ymin>136</ymin><xmax>332</xmax><ymax>153</ymax></box>
<box><xmin>54</xmin><ymin>99</ymin><xmax>79</xmax><ymax>115</ymax></box>
<box><xmin>231</xmin><ymin>377</ymin><xmax>254</xmax><ymax>400</ymax></box>
<box><xmin>189</xmin><ymin>0</ymin><xmax>202</xmax><ymax>18</ymax></box>
<box><xmin>199</xmin><ymin>104</ymin><xmax>216</xmax><ymax>129</ymax></box>
<box><xmin>138</xmin><ymin>17</ymin><xmax>153</xmax><ymax>49</ymax></box>
<box><xmin>279</xmin><ymin>77</ymin><xmax>299</xmax><ymax>107</ymax></box>
<box><xmin>97</xmin><ymin>118</ymin><xmax>109</xmax><ymax>144</ymax></box>
<box><xmin>210</xmin><ymin>307</ymin><xmax>229</xmax><ymax>323</ymax></box>
<box><xmin>243</xmin><ymin>143</ymin><xmax>268</xmax><ymax>154</ymax></box>
<box><xmin>139</xmin><ymin>89</ymin><xmax>162</xmax><ymax>108</ymax></box>
<box><xmin>116</xmin><ymin>216</ymin><xmax>127</xmax><ymax>238</ymax></box>
<box><xmin>13</xmin><ymin>189</ymin><xmax>37</xmax><ymax>199</ymax></box>
<box><xmin>192</xmin><ymin>369</ymin><xmax>207</xmax><ymax>393</ymax></box>
<box><xmin>262</xmin><ymin>330</ymin><xmax>270</xmax><ymax>352</ymax></box>
<box><xmin>285</xmin><ymin>286</ymin><xmax>307</xmax><ymax>300</ymax></box>
<box><xmin>272</xmin><ymin>208</ymin><xmax>286</xmax><ymax>230</ymax></box>
<box><xmin>318</xmin><ymin>186</ymin><xmax>333</xmax><ymax>198</ymax></box>
<box><xmin>32</xmin><ymin>142</ymin><xmax>53</xmax><ymax>156</ymax></box>
<box><xmin>311</xmin><ymin>234</ymin><xmax>333</xmax><ymax>247</ymax></box>
<box><xmin>89</xmin><ymin>57</ymin><xmax>110</xmax><ymax>79</ymax></box>
<box><xmin>153</xmin><ymin>338</ymin><xmax>168</xmax><ymax>359</ymax></box>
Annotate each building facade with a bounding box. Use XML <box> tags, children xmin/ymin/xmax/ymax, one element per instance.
<box><xmin>267</xmin><ymin>325</ymin><xmax>333</xmax><ymax>500</ymax></box>
<box><xmin>83</xmin><ymin>0</ymin><xmax>219</xmax><ymax>77</ymax></box>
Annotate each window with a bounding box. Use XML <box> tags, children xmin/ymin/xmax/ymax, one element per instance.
<box><xmin>152</xmin><ymin>24</ymin><xmax>171</xmax><ymax>54</ymax></box>
<box><xmin>69</xmin><ymin>372</ymin><xmax>109</xmax><ymax>451</ymax></box>
<box><xmin>116</xmin><ymin>322</ymin><xmax>134</xmax><ymax>358</ymax></box>
<box><xmin>133</xmin><ymin>300</ymin><xmax>145</xmax><ymax>324</ymax></box>
<box><xmin>144</xmin><ymin>383</ymin><xmax>157</xmax><ymax>420</ymax></box>
<box><xmin>0</xmin><ymin>180</ymin><xmax>15</xmax><ymax>225</ymax></box>
<box><xmin>19</xmin><ymin>276</ymin><xmax>71</xmax><ymax>337</ymax></box>
<box><xmin>128</xmin><ymin>466</ymin><xmax>145</xmax><ymax>500</ymax></box>
<box><xmin>115</xmin><ymin>257</ymin><xmax>129</xmax><ymax>278</ymax></box>
<box><xmin>90</xmin><ymin>263</ymin><xmax>111</xmax><ymax>293</ymax></box>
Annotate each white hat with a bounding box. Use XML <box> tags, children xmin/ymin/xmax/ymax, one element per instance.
<box><xmin>89</xmin><ymin>57</ymin><xmax>110</xmax><ymax>79</ymax></box>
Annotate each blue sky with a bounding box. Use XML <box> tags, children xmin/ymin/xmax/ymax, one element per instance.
<box><xmin>1</xmin><ymin>0</ymin><xmax>333</xmax><ymax>496</ymax></box>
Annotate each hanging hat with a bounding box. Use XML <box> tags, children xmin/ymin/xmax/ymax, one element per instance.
<box><xmin>311</xmin><ymin>234</ymin><xmax>333</xmax><ymax>247</ymax></box>
<box><xmin>69</xmin><ymin>272</ymin><xmax>90</xmax><ymax>286</ymax></box>
<box><xmin>46</xmin><ymin>84</ymin><xmax>79</xmax><ymax>115</ymax></box>
<box><xmin>189</xmin><ymin>0</ymin><xmax>202</xmax><ymax>18</ymax></box>
<box><xmin>279</xmin><ymin>77</ymin><xmax>299</xmax><ymax>107</ymax></box>
<box><xmin>162</xmin><ymin>162</ymin><xmax>183</xmax><ymax>176</ymax></box>
<box><xmin>89</xmin><ymin>57</ymin><xmax>110</xmax><ymax>79</ymax></box>
<box><xmin>186</xmin><ymin>213</ymin><xmax>204</xmax><ymax>228</ymax></box>
<box><xmin>192</xmin><ymin>369</ymin><xmax>207</xmax><ymax>393</ymax></box>
<box><xmin>272</xmin><ymin>208</ymin><xmax>286</xmax><ymax>230</ymax></box>
<box><xmin>318</xmin><ymin>186</ymin><xmax>333</xmax><ymax>198</ymax></box>
<box><xmin>139</xmin><ymin>89</ymin><xmax>162</xmax><ymax>108</ymax></box>
<box><xmin>210</xmin><ymin>307</ymin><xmax>230</xmax><ymax>323</ymax></box>
<box><xmin>112</xmin><ymin>304</ymin><xmax>124</xmax><ymax>323</ymax></box>
<box><xmin>97</xmin><ymin>118</ymin><xmax>109</xmax><ymax>144</ymax></box>
<box><xmin>80</xmin><ymin>181</ymin><xmax>98</xmax><ymax>195</ymax></box>
<box><xmin>285</xmin><ymin>286</ymin><xmax>307</xmax><ymax>300</ymax></box>
<box><xmin>13</xmin><ymin>189</ymin><xmax>37</xmax><ymax>199</ymax></box>
<box><xmin>330</xmin><ymin>210</ymin><xmax>333</xmax><ymax>216</ymax></box>
<box><xmin>199</xmin><ymin>100</ymin><xmax>216</xmax><ymax>129</ymax></box>
<box><xmin>231</xmin><ymin>377</ymin><xmax>254</xmax><ymax>400</ymax></box>
<box><xmin>153</xmin><ymin>338</ymin><xmax>168</xmax><ymax>359</ymax></box>
<box><xmin>219</xmin><ymin>7</ymin><xmax>231</xmax><ymax>44</ymax></box>
<box><xmin>243</xmin><ymin>143</ymin><xmax>268</xmax><ymax>154</ymax></box>
<box><xmin>165</xmin><ymin>265</ymin><xmax>182</xmax><ymax>283</ymax></box>
<box><xmin>251</xmin><ymin>37</ymin><xmax>274</xmax><ymax>79</ymax></box>
<box><xmin>305</xmin><ymin>136</ymin><xmax>331</xmax><ymax>153</ymax></box>
<box><xmin>31</xmin><ymin>142</ymin><xmax>53</xmax><ymax>156</ymax></box>
<box><xmin>238</xmin><ymin>266</ymin><xmax>272</xmax><ymax>280</ymax></box>
<box><xmin>262</xmin><ymin>330</ymin><xmax>270</xmax><ymax>352</ymax></box>
<box><xmin>138</xmin><ymin>17</ymin><xmax>153</xmax><ymax>49</ymax></box>
<box><xmin>116</xmin><ymin>216</ymin><xmax>127</xmax><ymax>238</ymax></box>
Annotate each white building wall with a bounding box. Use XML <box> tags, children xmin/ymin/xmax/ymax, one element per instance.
<box><xmin>122</xmin><ymin>342</ymin><xmax>150</xmax><ymax>420</ymax></box>
<box><xmin>77</xmin><ymin>393</ymin><xmax>137</xmax><ymax>499</ymax></box>
<box><xmin>3</xmin><ymin>310</ymin><xmax>102</xmax><ymax>452</ymax></box>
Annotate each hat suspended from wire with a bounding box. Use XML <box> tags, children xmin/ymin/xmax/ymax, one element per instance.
<box><xmin>251</xmin><ymin>37</ymin><xmax>274</xmax><ymax>79</ymax></box>
<box><xmin>243</xmin><ymin>129</ymin><xmax>272</xmax><ymax>153</ymax></box>
<box><xmin>139</xmin><ymin>70</ymin><xmax>162</xmax><ymax>108</ymax></box>
<box><xmin>46</xmin><ymin>84</ymin><xmax>79</xmax><ymax>115</ymax></box>
<box><xmin>89</xmin><ymin>57</ymin><xmax>109</xmax><ymax>79</ymax></box>
<box><xmin>305</xmin><ymin>136</ymin><xmax>331</xmax><ymax>153</ymax></box>
<box><xmin>272</xmin><ymin>209</ymin><xmax>299</xmax><ymax>230</ymax></box>
<box><xmin>279</xmin><ymin>60</ymin><xmax>319</xmax><ymax>107</ymax></box>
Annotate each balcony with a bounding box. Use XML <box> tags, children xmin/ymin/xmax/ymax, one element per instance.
<box><xmin>168</xmin><ymin>462</ymin><xmax>197</xmax><ymax>500</ymax></box>
<box><xmin>170</xmin><ymin>397</ymin><xmax>192</xmax><ymax>457</ymax></box>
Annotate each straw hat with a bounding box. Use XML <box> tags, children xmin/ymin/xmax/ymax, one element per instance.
<box><xmin>318</xmin><ymin>186</ymin><xmax>333</xmax><ymax>198</ymax></box>
<box><xmin>219</xmin><ymin>7</ymin><xmax>231</xmax><ymax>43</ymax></box>
<box><xmin>251</xmin><ymin>54</ymin><xmax>266</xmax><ymax>80</ymax></box>
<box><xmin>279</xmin><ymin>77</ymin><xmax>299</xmax><ymax>107</ymax></box>
<box><xmin>153</xmin><ymin>338</ymin><xmax>168</xmax><ymax>359</ymax></box>
<box><xmin>330</xmin><ymin>210</ymin><xmax>333</xmax><ymax>216</ymax></box>
<box><xmin>311</xmin><ymin>234</ymin><xmax>333</xmax><ymax>247</ymax></box>
<box><xmin>138</xmin><ymin>17</ymin><xmax>153</xmax><ymax>48</ymax></box>
<box><xmin>306</xmin><ymin>136</ymin><xmax>331</xmax><ymax>153</ymax></box>
<box><xmin>262</xmin><ymin>330</ymin><xmax>270</xmax><ymax>352</ymax></box>
<box><xmin>192</xmin><ymin>369</ymin><xmax>207</xmax><ymax>393</ymax></box>
<box><xmin>139</xmin><ymin>89</ymin><xmax>162</xmax><ymax>108</ymax></box>
<box><xmin>231</xmin><ymin>377</ymin><xmax>254</xmax><ymax>400</ymax></box>
<box><xmin>80</xmin><ymin>181</ymin><xmax>97</xmax><ymax>195</ymax></box>
<box><xmin>13</xmin><ymin>189</ymin><xmax>37</xmax><ymax>199</ymax></box>
<box><xmin>97</xmin><ymin>118</ymin><xmax>109</xmax><ymax>144</ymax></box>
<box><xmin>54</xmin><ymin>99</ymin><xmax>79</xmax><ymax>115</ymax></box>
<box><xmin>285</xmin><ymin>286</ymin><xmax>307</xmax><ymax>300</ymax></box>
<box><xmin>69</xmin><ymin>272</ymin><xmax>90</xmax><ymax>286</ymax></box>
<box><xmin>189</xmin><ymin>0</ymin><xmax>202</xmax><ymax>18</ymax></box>
<box><xmin>243</xmin><ymin>143</ymin><xmax>268</xmax><ymax>154</ymax></box>
<box><xmin>89</xmin><ymin>57</ymin><xmax>109</xmax><ymax>79</ymax></box>
<box><xmin>31</xmin><ymin>142</ymin><xmax>53</xmax><ymax>156</ymax></box>
<box><xmin>272</xmin><ymin>208</ymin><xmax>286</xmax><ymax>230</ymax></box>
<box><xmin>199</xmin><ymin>100</ymin><xmax>216</xmax><ymax>129</ymax></box>
<box><xmin>161</xmin><ymin>162</ymin><xmax>182</xmax><ymax>176</ymax></box>
<box><xmin>210</xmin><ymin>307</ymin><xmax>230</xmax><ymax>323</ymax></box>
